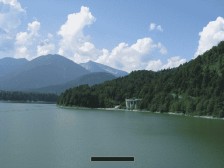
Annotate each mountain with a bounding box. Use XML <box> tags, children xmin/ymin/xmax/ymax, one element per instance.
<box><xmin>0</xmin><ymin>57</ymin><xmax>28</xmax><ymax>77</ymax></box>
<box><xmin>80</xmin><ymin>60</ymin><xmax>128</xmax><ymax>77</ymax></box>
<box><xmin>0</xmin><ymin>54</ymin><xmax>90</xmax><ymax>91</ymax></box>
<box><xmin>58</xmin><ymin>41</ymin><xmax>224</xmax><ymax>118</ymax></box>
<box><xmin>32</xmin><ymin>72</ymin><xmax>116</xmax><ymax>94</ymax></box>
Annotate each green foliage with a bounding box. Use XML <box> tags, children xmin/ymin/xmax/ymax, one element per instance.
<box><xmin>58</xmin><ymin>41</ymin><xmax>224</xmax><ymax>117</ymax></box>
<box><xmin>0</xmin><ymin>90</ymin><xmax>58</xmax><ymax>102</ymax></box>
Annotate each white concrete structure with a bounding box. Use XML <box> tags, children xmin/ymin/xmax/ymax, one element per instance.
<box><xmin>125</xmin><ymin>98</ymin><xmax>142</xmax><ymax>110</ymax></box>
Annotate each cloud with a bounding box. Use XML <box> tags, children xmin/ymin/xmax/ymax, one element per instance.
<box><xmin>162</xmin><ymin>56</ymin><xmax>186</xmax><ymax>69</ymax></box>
<box><xmin>54</xmin><ymin>8</ymin><xmax>169</xmax><ymax>72</ymax></box>
<box><xmin>194</xmin><ymin>17</ymin><xmax>224</xmax><ymax>57</ymax></box>
<box><xmin>0</xmin><ymin>0</ymin><xmax>24</xmax><ymax>12</ymax></box>
<box><xmin>15</xmin><ymin>20</ymin><xmax>41</xmax><ymax>59</ymax></box>
<box><xmin>15</xmin><ymin>46</ymin><xmax>29</xmax><ymax>58</ymax></box>
<box><xmin>58</xmin><ymin>6</ymin><xmax>95</xmax><ymax>57</ymax></box>
<box><xmin>96</xmin><ymin>37</ymin><xmax>167</xmax><ymax>72</ymax></box>
<box><xmin>0</xmin><ymin>32</ymin><xmax>14</xmax><ymax>51</ymax></box>
<box><xmin>15</xmin><ymin>32</ymin><xmax>29</xmax><ymax>45</ymax></box>
<box><xmin>56</xmin><ymin>9</ymin><xmax>169</xmax><ymax>71</ymax></box>
<box><xmin>0</xmin><ymin>0</ymin><xmax>25</xmax><ymax>33</ymax></box>
<box><xmin>15</xmin><ymin>21</ymin><xmax>56</xmax><ymax>58</ymax></box>
<box><xmin>28</xmin><ymin>20</ymin><xmax>40</xmax><ymax>35</ymax></box>
<box><xmin>146</xmin><ymin>56</ymin><xmax>186</xmax><ymax>71</ymax></box>
<box><xmin>0</xmin><ymin>32</ymin><xmax>14</xmax><ymax>57</ymax></box>
<box><xmin>37</xmin><ymin>38</ymin><xmax>55</xmax><ymax>56</ymax></box>
<box><xmin>15</xmin><ymin>21</ymin><xmax>40</xmax><ymax>46</ymax></box>
<box><xmin>0</xmin><ymin>0</ymin><xmax>25</xmax><ymax>58</ymax></box>
<box><xmin>146</xmin><ymin>59</ymin><xmax>163</xmax><ymax>71</ymax></box>
<box><xmin>73</xmin><ymin>42</ymin><xmax>102</xmax><ymax>63</ymax></box>
<box><xmin>149</xmin><ymin>22</ymin><xmax>163</xmax><ymax>32</ymax></box>
<box><xmin>157</xmin><ymin>42</ymin><xmax>167</xmax><ymax>54</ymax></box>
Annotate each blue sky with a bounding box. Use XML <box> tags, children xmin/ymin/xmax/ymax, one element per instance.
<box><xmin>0</xmin><ymin>0</ymin><xmax>224</xmax><ymax>72</ymax></box>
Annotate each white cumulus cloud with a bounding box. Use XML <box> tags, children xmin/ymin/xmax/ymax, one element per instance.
<box><xmin>162</xmin><ymin>56</ymin><xmax>186</xmax><ymax>69</ymax></box>
<box><xmin>58</xmin><ymin>6</ymin><xmax>95</xmax><ymax>58</ymax></box>
<box><xmin>0</xmin><ymin>0</ymin><xmax>25</xmax><ymax>58</ymax></box>
<box><xmin>149</xmin><ymin>22</ymin><xmax>163</xmax><ymax>32</ymax></box>
<box><xmin>146</xmin><ymin>56</ymin><xmax>186</xmax><ymax>71</ymax></box>
<box><xmin>0</xmin><ymin>0</ymin><xmax>25</xmax><ymax>33</ymax></box>
<box><xmin>37</xmin><ymin>40</ymin><xmax>55</xmax><ymax>56</ymax></box>
<box><xmin>15</xmin><ymin>20</ymin><xmax>41</xmax><ymax>59</ymax></box>
<box><xmin>195</xmin><ymin>16</ymin><xmax>224</xmax><ymax>57</ymax></box>
<box><xmin>0</xmin><ymin>0</ymin><xmax>24</xmax><ymax>12</ymax></box>
<box><xmin>15</xmin><ymin>46</ymin><xmax>29</xmax><ymax>58</ymax></box>
<box><xmin>96</xmin><ymin>37</ymin><xmax>167</xmax><ymax>72</ymax></box>
<box><xmin>146</xmin><ymin>59</ymin><xmax>163</xmax><ymax>71</ymax></box>
<box><xmin>15</xmin><ymin>20</ymin><xmax>40</xmax><ymax>45</ymax></box>
<box><xmin>16</xmin><ymin>21</ymin><xmax>40</xmax><ymax>46</ymax></box>
<box><xmin>73</xmin><ymin>42</ymin><xmax>102</xmax><ymax>63</ymax></box>
<box><xmin>28</xmin><ymin>21</ymin><xmax>40</xmax><ymax>35</ymax></box>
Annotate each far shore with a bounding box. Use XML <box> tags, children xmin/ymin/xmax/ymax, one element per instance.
<box><xmin>0</xmin><ymin>100</ymin><xmax>56</xmax><ymax>104</ymax></box>
<box><xmin>57</xmin><ymin>104</ymin><xmax>224</xmax><ymax>120</ymax></box>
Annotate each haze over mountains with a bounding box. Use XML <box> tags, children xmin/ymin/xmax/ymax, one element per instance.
<box><xmin>0</xmin><ymin>54</ymin><xmax>127</xmax><ymax>93</ymax></box>
<box><xmin>0</xmin><ymin>57</ymin><xmax>28</xmax><ymax>77</ymax></box>
<box><xmin>33</xmin><ymin>72</ymin><xmax>116</xmax><ymax>94</ymax></box>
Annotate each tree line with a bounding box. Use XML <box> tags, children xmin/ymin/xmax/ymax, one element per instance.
<box><xmin>0</xmin><ymin>90</ymin><xmax>58</xmax><ymax>102</ymax></box>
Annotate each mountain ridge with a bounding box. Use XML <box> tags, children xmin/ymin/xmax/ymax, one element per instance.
<box><xmin>0</xmin><ymin>54</ymin><xmax>90</xmax><ymax>91</ymax></box>
<box><xmin>0</xmin><ymin>54</ymin><xmax>123</xmax><ymax>92</ymax></box>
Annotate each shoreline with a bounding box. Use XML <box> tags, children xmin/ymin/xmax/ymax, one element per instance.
<box><xmin>58</xmin><ymin>105</ymin><xmax>224</xmax><ymax>120</ymax></box>
<box><xmin>193</xmin><ymin>115</ymin><xmax>224</xmax><ymax>120</ymax></box>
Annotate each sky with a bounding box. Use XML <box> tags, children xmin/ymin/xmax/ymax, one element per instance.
<box><xmin>0</xmin><ymin>0</ymin><xmax>224</xmax><ymax>72</ymax></box>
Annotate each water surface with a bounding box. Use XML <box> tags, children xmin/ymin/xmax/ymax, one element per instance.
<box><xmin>0</xmin><ymin>102</ymin><xmax>224</xmax><ymax>168</ymax></box>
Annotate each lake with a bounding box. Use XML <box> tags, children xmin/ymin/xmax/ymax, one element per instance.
<box><xmin>0</xmin><ymin>102</ymin><xmax>224</xmax><ymax>168</ymax></box>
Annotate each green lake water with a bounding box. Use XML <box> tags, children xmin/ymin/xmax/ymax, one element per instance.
<box><xmin>0</xmin><ymin>102</ymin><xmax>224</xmax><ymax>168</ymax></box>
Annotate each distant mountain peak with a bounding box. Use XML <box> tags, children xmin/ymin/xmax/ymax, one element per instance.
<box><xmin>80</xmin><ymin>60</ymin><xmax>128</xmax><ymax>77</ymax></box>
<box><xmin>33</xmin><ymin>54</ymin><xmax>68</xmax><ymax>61</ymax></box>
<box><xmin>0</xmin><ymin>54</ymin><xmax>90</xmax><ymax>91</ymax></box>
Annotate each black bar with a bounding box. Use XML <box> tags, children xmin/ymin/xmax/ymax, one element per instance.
<box><xmin>91</xmin><ymin>156</ymin><xmax>134</xmax><ymax>161</ymax></box>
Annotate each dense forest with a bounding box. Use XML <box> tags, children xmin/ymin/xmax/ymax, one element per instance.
<box><xmin>58</xmin><ymin>41</ymin><xmax>224</xmax><ymax>117</ymax></box>
<box><xmin>0</xmin><ymin>90</ymin><xmax>58</xmax><ymax>102</ymax></box>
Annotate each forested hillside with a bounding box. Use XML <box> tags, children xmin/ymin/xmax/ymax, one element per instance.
<box><xmin>58</xmin><ymin>42</ymin><xmax>224</xmax><ymax>117</ymax></box>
